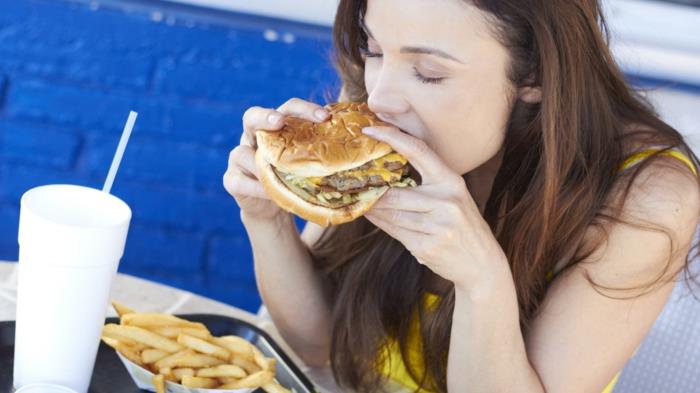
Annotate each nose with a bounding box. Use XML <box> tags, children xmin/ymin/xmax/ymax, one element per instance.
<box><xmin>366</xmin><ymin>67</ymin><xmax>410</xmax><ymax>118</ymax></box>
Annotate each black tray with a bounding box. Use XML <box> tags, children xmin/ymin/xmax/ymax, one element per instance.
<box><xmin>0</xmin><ymin>314</ymin><xmax>316</xmax><ymax>392</ymax></box>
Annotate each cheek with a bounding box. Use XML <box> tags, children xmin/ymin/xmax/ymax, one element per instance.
<box><xmin>363</xmin><ymin>62</ymin><xmax>380</xmax><ymax>93</ymax></box>
<box><xmin>423</xmin><ymin>79</ymin><xmax>512</xmax><ymax>174</ymax></box>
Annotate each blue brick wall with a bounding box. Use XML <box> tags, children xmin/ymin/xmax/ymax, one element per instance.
<box><xmin>0</xmin><ymin>0</ymin><xmax>339</xmax><ymax>313</ymax></box>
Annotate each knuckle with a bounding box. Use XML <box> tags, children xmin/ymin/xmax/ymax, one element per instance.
<box><xmin>228</xmin><ymin>146</ymin><xmax>242</xmax><ymax>165</ymax></box>
<box><xmin>444</xmin><ymin>201</ymin><xmax>463</xmax><ymax>218</ymax></box>
<box><xmin>281</xmin><ymin>97</ymin><xmax>302</xmax><ymax>109</ymax></box>
<box><xmin>412</xmin><ymin>139</ymin><xmax>430</xmax><ymax>155</ymax></box>
<box><xmin>242</xmin><ymin>106</ymin><xmax>263</xmax><ymax>125</ymax></box>
<box><xmin>389</xmin><ymin>209</ymin><xmax>403</xmax><ymax>222</ymax></box>
<box><xmin>385</xmin><ymin>190</ymin><xmax>400</xmax><ymax>204</ymax></box>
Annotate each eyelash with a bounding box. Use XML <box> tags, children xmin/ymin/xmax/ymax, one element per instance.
<box><xmin>359</xmin><ymin>47</ymin><xmax>446</xmax><ymax>85</ymax></box>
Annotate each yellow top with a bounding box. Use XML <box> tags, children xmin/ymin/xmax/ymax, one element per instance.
<box><xmin>378</xmin><ymin>148</ymin><xmax>697</xmax><ymax>393</ymax></box>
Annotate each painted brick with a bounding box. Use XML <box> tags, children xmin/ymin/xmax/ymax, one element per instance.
<box><xmin>0</xmin><ymin>49</ymin><xmax>152</xmax><ymax>90</ymax></box>
<box><xmin>0</xmin><ymin>121</ymin><xmax>81</xmax><ymax>169</ymax></box>
<box><xmin>0</xmin><ymin>164</ymin><xmax>97</xmax><ymax>204</ymax></box>
<box><xmin>5</xmin><ymin>79</ymin><xmax>158</xmax><ymax>131</ymax></box>
<box><xmin>108</xmin><ymin>182</ymin><xmax>241</xmax><ymax>233</ymax></box>
<box><xmin>127</xmin><ymin>269</ymin><xmax>262</xmax><ymax>313</ymax></box>
<box><xmin>0</xmin><ymin>204</ymin><xmax>19</xmax><ymax>261</ymax></box>
<box><xmin>82</xmin><ymin>134</ymin><xmax>229</xmax><ymax>191</ymax></box>
<box><xmin>0</xmin><ymin>74</ymin><xmax>7</xmax><ymax>108</ymax></box>
<box><xmin>154</xmin><ymin>101</ymin><xmax>245</xmax><ymax>147</ymax></box>
<box><xmin>207</xmin><ymin>234</ymin><xmax>255</xmax><ymax>282</ymax></box>
<box><xmin>0</xmin><ymin>0</ymin><xmax>338</xmax><ymax>311</ymax></box>
<box><xmin>6</xmin><ymin>79</ymin><xmax>247</xmax><ymax>147</ymax></box>
<box><xmin>154</xmin><ymin>58</ymin><xmax>336</xmax><ymax>104</ymax></box>
<box><xmin>121</xmin><ymin>225</ymin><xmax>206</xmax><ymax>275</ymax></box>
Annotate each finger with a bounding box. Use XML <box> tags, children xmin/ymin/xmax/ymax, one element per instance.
<box><xmin>366</xmin><ymin>208</ymin><xmax>434</xmax><ymax>234</ymax></box>
<box><xmin>242</xmin><ymin>106</ymin><xmax>286</xmax><ymax>147</ymax></box>
<box><xmin>223</xmin><ymin>171</ymin><xmax>270</xmax><ymax>200</ymax></box>
<box><xmin>362</xmin><ymin>126</ymin><xmax>448</xmax><ymax>185</ymax></box>
<box><xmin>372</xmin><ymin>188</ymin><xmax>434</xmax><ymax>212</ymax></box>
<box><xmin>365</xmin><ymin>213</ymin><xmax>428</xmax><ymax>246</ymax></box>
<box><xmin>228</xmin><ymin>145</ymin><xmax>259</xmax><ymax>178</ymax></box>
<box><xmin>276</xmin><ymin>98</ymin><xmax>329</xmax><ymax>122</ymax></box>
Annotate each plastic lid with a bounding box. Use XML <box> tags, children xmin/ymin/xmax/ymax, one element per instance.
<box><xmin>14</xmin><ymin>383</ymin><xmax>79</xmax><ymax>393</ymax></box>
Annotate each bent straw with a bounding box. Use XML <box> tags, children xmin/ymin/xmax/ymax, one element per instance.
<box><xmin>103</xmin><ymin>111</ymin><xmax>138</xmax><ymax>194</ymax></box>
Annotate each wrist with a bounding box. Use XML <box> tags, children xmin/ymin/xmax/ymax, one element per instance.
<box><xmin>454</xmin><ymin>260</ymin><xmax>513</xmax><ymax>302</ymax></box>
<box><xmin>240</xmin><ymin>210</ymin><xmax>293</xmax><ymax>231</ymax></box>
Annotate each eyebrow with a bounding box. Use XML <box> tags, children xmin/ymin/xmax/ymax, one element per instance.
<box><xmin>359</xmin><ymin>18</ymin><xmax>465</xmax><ymax>64</ymax></box>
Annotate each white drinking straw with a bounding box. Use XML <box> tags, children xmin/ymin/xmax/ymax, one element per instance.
<box><xmin>102</xmin><ymin>111</ymin><xmax>138</xmax><ymax>194</ymax></box>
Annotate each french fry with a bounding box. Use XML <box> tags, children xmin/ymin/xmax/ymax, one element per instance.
<box><xmin>180</xmin><ymin>375</ymin><xmax>218</xmax><ymax>389</ymax></box>
<box><xmin>263</xmin><ymin>381</ymin><xmax>293</xmax><ymax>393</ymax></box>
<box><xmin>177</xmin><ymin>333</ymin><xmax>230</xmax><ymax>361</ymax></box>
<box><xmin>213</xmin><ymin>335</ymin><xmax>255</xmax><ymax>360</ymax></box>
<box><xmin>106</xmin><ymin>301</ymin><xmax>294</xmax><ymax>392</ymax></box>
<box><xmin>115</xmin><ymin>342</ymin><xmax>143</xmax><ymax>367</ymax></box>
<box><xmin>196</xmin><ymin>364</ymin><xmax>247</xmax><ymax>378</ymax></box>
<box><xmin>158</xmin><ymin>367</ymin><xmax>178</xmax><ymax>382</ymax></box>
<box><xmin>100</xmin><ymin>336</ymin><xmax>120</xmax><ymax>350</ymax></box>
<box><xmin>232</xmin><ymin>354</ymin><xmax>261</xmax><ymax>374</ymax></box>
<box><xmin>152</xmin><ymin>326</ymin><xmax>211</xmax><ymax>340</ymax></box>
<box><xmin>154</xmin><ymin>349</ymin><xmax>196</xmax><ymax>369</ymax></box>
<box><xmin>251</xmin><ymin>345</ymin><xmax>276</xmax><ymax>371</ymax></box>
<box><xmin>142</xmin><ymin>348</ymin><xmax>169</xmax><ymax>364</ymax></box>
<box><xmin>172</xmin><ymin>353</ymin><xmax>226</xmax><ymax>368</ymax></box>
<box><xmin>112</xmin><ymin>301</ymin><xmax>135</xmax><ymax>318</ymax></box>
<box><xmin>103</xmin><ymin>324</ymin><xmax>182</xmax><ymax>353</ymax></box>
<box><xmin>121</xmin><ymin>313</ymin><xmax>208</xmax><ymax>330</ymax></box>
<box><xmin>102</xmin><ymin>325</ymin><xmax>146</xmax><ymax>347</ymax></box>
<box><xmin>152</xmin><ymin>374</ymin><xmax>166</xmax><ymax>393</ymax></box>
<box><xmin>172</xmin><ymin>367</ymin><xmax>196</xmax><ymax>381</ymax></box>
<box><xmin>101</xmin><ymin>336</ymin><xmax>148</xmax><ymax>353</ymax></box>
<box><xmin>220</xmin><ymin>370</ymin><xmax>274</xmax><ymax>389</ymax></box>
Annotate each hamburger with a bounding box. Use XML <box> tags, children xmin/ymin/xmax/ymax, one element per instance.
<box><xmin>255</xmin><ymin>102</ymin><xmax>417</xmax><ymax>227</ymax></box>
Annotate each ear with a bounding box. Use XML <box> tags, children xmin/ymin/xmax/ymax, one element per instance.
<box><xmin>518</xmin><ymin>85</ymin><xmax>542</xmax><ymax>103</ymax></box>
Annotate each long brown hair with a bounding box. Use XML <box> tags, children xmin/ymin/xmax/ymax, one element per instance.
<box><xmin>311</xmin><ymin>1</ymin><xmax>700</xmax><ymax>391</ymax></box>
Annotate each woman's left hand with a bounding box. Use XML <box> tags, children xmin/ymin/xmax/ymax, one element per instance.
<box><xmin>362</xmin><ymin>125</ymin><xmax>508</xmax><ymax>289</ymax></box>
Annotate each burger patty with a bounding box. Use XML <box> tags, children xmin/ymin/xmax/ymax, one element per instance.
<box><xmin>321</xmin><ymin>162</ymin><xmax>409</xmax><ymax>192</ymax></box>
<box><xmin>271</xmin><ymin>154</ymin><xmax>416</xmax><ymax>208</ymax></box>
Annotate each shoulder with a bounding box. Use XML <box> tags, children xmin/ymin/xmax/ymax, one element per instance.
<box><xmin>579</xmin><ymin>151</ymin><xmax>700</xmax><ymax>290</ymax></box>
<box><xmin>617</xmin><ymin>150</ymin><xmax>699</xmax><ymax>232</ymax></box>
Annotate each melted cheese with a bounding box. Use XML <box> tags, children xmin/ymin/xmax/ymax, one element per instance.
<box><xmin>373</xmin><ymin>153</ymin><xmax>407</xmax><ymax>168</ymax></box>
<box><xmin>285</xmin><ymin>153</ymin><xmax>408</xmax><ymax>190</ymax></box>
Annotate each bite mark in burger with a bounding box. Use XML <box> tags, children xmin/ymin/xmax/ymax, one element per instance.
<box><xmin>255</xmin><ymin>102</ymin><xmax>417</xmax><ymax>227</ymax></box>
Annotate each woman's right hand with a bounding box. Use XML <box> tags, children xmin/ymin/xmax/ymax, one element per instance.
<box><xmin>223</xmin><ymin>98</ymin><xmax>330</xmax><ymax>222</ymax></box>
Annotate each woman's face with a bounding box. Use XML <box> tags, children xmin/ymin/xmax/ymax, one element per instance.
<box><xmin>363</xmin><ymin>0</ymin><xmax>516</xmax><ymax>175</ymax></box>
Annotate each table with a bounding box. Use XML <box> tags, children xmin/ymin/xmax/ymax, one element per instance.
<box><xmin>0</xmin><ymin>261</ymin><xmax>342</xmax><ymax>393</ymax></box>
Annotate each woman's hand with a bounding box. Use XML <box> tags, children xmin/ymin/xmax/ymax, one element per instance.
<box><xmin>223</xmin><ymin>98</ymin><xmax>330</xmax><ymax>221</ymax></box>
<box><xmin>362</xmin><ymin>125</ymin><xmax>508</xmax><ymax>288</ymax></box>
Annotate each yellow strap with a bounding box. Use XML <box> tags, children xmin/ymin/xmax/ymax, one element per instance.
<box><xmin>619</xmin><ymin>148</ymin><xmax>698</xmax><ymax>176</ymax></box>
<box><xmin>601</xmin><ymin>372</ymin><xmax>621</xmax><ymax>393</ymax></box>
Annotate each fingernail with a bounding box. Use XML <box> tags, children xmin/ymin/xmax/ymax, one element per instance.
<box><xmin>268</xmin><ymin>113</ymin><xmax>282</xmax><ymax>124</ymax></box>
<box><xmin>314</xmin><ymin>109</ymin><xmax>328</xmax><ymax>120</ymax></box>
<box><xmin>362</xmin><ymin>127</ymin><xmax>376</xmax><ymax>135</ymax></box>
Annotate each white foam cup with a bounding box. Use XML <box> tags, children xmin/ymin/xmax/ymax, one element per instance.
<box><xmin>13</xmin><ymin>184</ymin><xmax>131</xmax><ymax>393</ymax></box>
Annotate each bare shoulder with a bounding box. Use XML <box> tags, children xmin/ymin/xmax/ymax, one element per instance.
<box><xmin>580</xmin><ymin>153</ymin><xmax>700</xmax><ymax>289</ymax></box>
<box><xmin>619</xmin><ymin>152</ymin><xmax>699</xmax><ymax>230</ymax></box>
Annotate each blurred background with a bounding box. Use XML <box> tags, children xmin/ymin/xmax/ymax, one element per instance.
<box><xmin>0</xmin><ymin>0</ymin><xmax>698</xmax><ymax>317</ymax></box>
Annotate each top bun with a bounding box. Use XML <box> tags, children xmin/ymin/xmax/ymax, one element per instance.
<box><xmin>255</xmin><ymin>102</ymin><xmax>394</xmax><ymax>177</ymax></box>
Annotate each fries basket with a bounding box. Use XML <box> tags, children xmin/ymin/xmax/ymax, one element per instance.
<box><xmin>116</xmin><ymin>351</ymin><xmax>254</xmax><ymax>393</ymax></box>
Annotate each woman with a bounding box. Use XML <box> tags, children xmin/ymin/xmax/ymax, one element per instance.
<box><xmin>224</xmin><ymin>0</ymin><xmax>700</xmax><ymax>392</ymax></box>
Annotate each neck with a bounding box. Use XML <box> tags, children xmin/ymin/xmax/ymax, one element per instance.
<box><xmin>465</xmin><ymin>148</ymin><xmax>504</xmax><ymax>214</ymax></box>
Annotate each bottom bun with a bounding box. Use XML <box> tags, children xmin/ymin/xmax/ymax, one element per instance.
<box><xmin>256</xmin><ymin>150</ymin><xmax>388</xmax><ymax>227</ymax></box>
